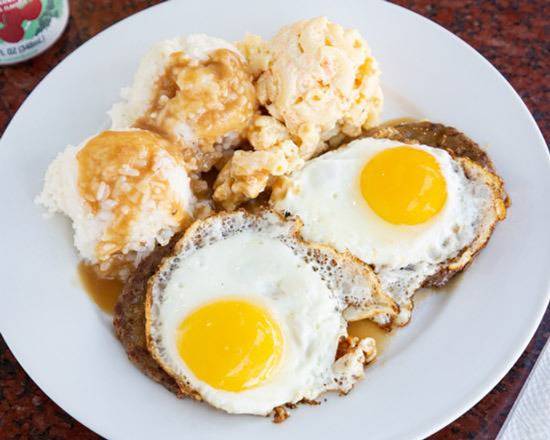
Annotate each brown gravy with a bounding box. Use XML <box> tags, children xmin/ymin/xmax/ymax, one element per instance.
<box><xmin>134</xmin><ymin>48</ymin><xmax>257</xmax><ymax>174</ymax></box>
<box><xmin>377</xmin><ymin>117</ymin><xmax>419</xmax><ymax>128</ymax></box>
<box><xmin>348</xmin><ymin>319</ymin><xmax>394</xmax><ymax>354</ymax></box>
<box><xmin>78</xmin><ymin>262</ymin><xmax>124</xmax><ymax>315</ymax></box>
<box><xmin>77</xmin><ymin>130</ymin><xmax>188</xmax><ymax>270</ymax></box>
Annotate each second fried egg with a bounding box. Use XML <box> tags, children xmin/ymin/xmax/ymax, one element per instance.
<box><xmin>273</xmin><ymin>137</ymin><xmax>505</xmax><ymax>324</ymax></box>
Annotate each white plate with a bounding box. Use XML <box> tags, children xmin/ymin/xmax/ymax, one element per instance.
<box><xmin>1</xmin><ymin>1</ymin><xmax>549</xmax><ymax>439</ymax></box>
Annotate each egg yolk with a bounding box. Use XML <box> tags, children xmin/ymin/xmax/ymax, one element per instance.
<box><xmin>176</xmin><ymin>299</ymin><xmax>283</xmax><ymax>392</ymax></box>
<box><xmin>360</xmin><ymin>146</ymin><xmax>447</xmax><ymax>225</ymax></box>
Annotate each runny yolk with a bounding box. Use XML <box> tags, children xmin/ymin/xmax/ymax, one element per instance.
<box><xmin>360</xmin><ymin>146</ymin><xmax>447</xmax><ymax>225</ymax></box>
<box><xmin>176</xmin><ymin>299</ymin><xmax>283</xmax><ymax>392</ymax></box>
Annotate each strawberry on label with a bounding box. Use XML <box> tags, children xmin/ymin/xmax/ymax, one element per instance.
<box><xmin>0</xmin><ymin>0</ymin><xmax>68</xmax><ymax>65</ymax></box>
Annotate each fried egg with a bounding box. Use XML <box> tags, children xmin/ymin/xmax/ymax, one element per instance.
<box><xmin>146</xmin><ymin>210</ymin><xmax>397</xmax><ymax>416</ymax></box>
<box><xmin>272</xmin><ymin>138</ymin><xmax>506</xmax><ymax>325</ymax></box>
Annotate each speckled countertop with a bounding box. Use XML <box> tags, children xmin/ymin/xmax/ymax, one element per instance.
<box><xmin>0</xmin><ymin>1</ymin><xmax>548</xmax><ymax>439</ymax></box>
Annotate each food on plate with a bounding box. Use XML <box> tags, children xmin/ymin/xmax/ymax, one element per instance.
<box><xmin>213</xmin><ymin>115</ymin><xmax>304</xmax><ymax>209</ymax></box>
<box><xmin>214</xmin><ymin>17</ymin><xmax>383</xmax><ymax>209</ymax></box>
<box><xmin>365</xmin><ymin>121</ymin><xmax>509</xmax><ymax>288</ymax></box>
<box><xmin>110</xmin><ymin>34</ymin><xmax>257</xmax><ymax>174</ymax></box>
<box><xmin>36</xmin><ymin>16</ymin><xmax>510</xmax><ymax>423</ymax></box>
<box><xmin>37</xmin><ymin>129</ymin><xmax>196</xmax><ymax>280</ymax></box>
<box><xmin>142</xmin><ymin>210</ymin><xmax>397</xmax><ymax>417</ymax></box>
<box><xmin>114</xmin><ymin>210</ymin><xmax>397</xmax><ymax>406</ymax></box>
<box><xmin>240</xmin><ymin>16</ymin><xmax>382</xmax><ymax>155</ymax></box>
<box><xmin>78</xmin><ymin>262</ymin><xmax>124</xmax><ymax>314</ymax></box>
<box><xmin>365</xmin><ymin>121</ymin><xmax>498</xmax><ymax>172</ymax></box>
<box><xmin>114</xmin><ymin>232</ymin><xmax>186</xmax><ymax>397</ymax></box>
<box><xmin>272</xmin><ymin>123</ymin><xmax>507</xmax><ymax>325</ymax></box>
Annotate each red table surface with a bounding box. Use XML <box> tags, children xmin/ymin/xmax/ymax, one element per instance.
<box><xmin>0</xmin><ymin>1</ymin><xmax>548</xmax><ymax>439</ymax></box>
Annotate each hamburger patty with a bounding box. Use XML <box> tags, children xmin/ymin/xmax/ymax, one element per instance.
<box><xmin>113</xmin><ymin>234</ymin><xmax>184</xmax><ymax>397</ymax></box>
<box><xmin>365</xmin><ymin>121</ymin><xmax>508</xmax><ymax>289</ymax></box>
<box><xmin>365</xmin><ymin>120</ymin><xmax>495</xmax><ymax>172</ymax></box>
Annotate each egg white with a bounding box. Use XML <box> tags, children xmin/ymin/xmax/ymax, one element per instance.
<box><xmin>273</xmin><ymin>138</ymin><xmax>493</xmax><ymax>323</ymax></box>
<box><xmin>148</xmin><ymin>210</ymin><xmax>384</xmax><ymax>415</ymax></box>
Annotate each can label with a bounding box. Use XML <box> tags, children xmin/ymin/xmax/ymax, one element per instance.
<box><xmin>0</xmin><ymin>0</ymin><xmax>68</xmax><ymax>65</ymax></box>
